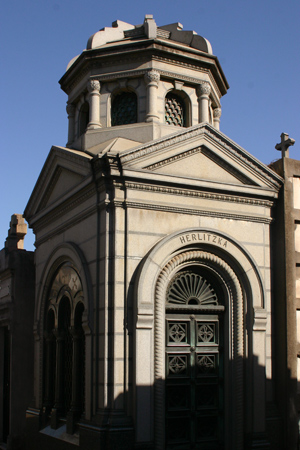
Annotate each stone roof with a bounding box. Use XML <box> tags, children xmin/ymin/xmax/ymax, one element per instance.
<box><xmin>66</xmin><ymin>15</ymin><xmax>213</xmax><ymax>71</ymax></box>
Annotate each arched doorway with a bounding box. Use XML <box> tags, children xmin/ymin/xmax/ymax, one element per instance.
<box><xmin>165</xmin><ymin>268</ymin><xmax>225</xmax><ymax>449</ymax></box>
<box><xmin>135</xmin><ymin>229</ymin><xmax>267</xmax><ymax>450</ymax></box>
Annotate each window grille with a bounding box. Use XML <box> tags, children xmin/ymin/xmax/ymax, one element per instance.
<box><xmin>111</xmin><ymin>92</ymin><xmax>137</xmax><ymax>126</ymax></box>
<box><xmin>165</xmin><ymin>93</ymin><xmax>186</xmax><ymax>127</ymax></box>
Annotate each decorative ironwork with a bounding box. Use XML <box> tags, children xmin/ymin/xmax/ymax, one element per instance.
<box><xmin>197</xmin><ymin>385</ymin><xmax>216</xmax><ymax>408</ymax></box>
<box><xmin>197</xmin><ymin>416</ymin><xmax>217</xmax><ymax>439</ymax></box>
<box><xmin>166</xmin><ymin>417</ymin><xmax>189</xmax><ymax>442</ymax></box>
<box><xmin>168</xmin><ymin>355</ymin><xmax>188</xmax><ymax>375</ymax></box>
<box><xmin>197</xmin><ymin>355</ymin><xmax>216</xmax><ymax>374</ymax></box>
<box><xmin>167</xmin><ymin>386</ymin><xmax>189</xmax><ymax>410</ymax></box>
<box><xmin>167</xmin><ymin>272</ymin><xmax>218</xmax><ymax>306</ymax></box>
<box><xmin>197</xmin><ymin>323</ymin><xmax>215</xmax><ymax>343</ymax></box>
<box><xmin>165</xmin><ymin>93</ymin><xmax>185</xmax><ymax>127</ymax></box>
<box><xmin>168</xmin><ymin>322</ymin><xmax>187</xmax><ymax>344</ymax></box>
<box><xmin>111</xmin><ymin>92</ymin><xmax>137</xmax><ymax>126</ymax></box>
<box><xmin>49</xmin><ymin>264</ymin><xmax>82</xmax><ymax>302</ymax></box>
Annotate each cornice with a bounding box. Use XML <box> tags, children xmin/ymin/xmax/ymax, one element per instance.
<box><xmin>124</xmin><ymin>181</ymin><xmax>275</xmax><ymax>208</ymax></box>
<box><xmin>25</xmin><ymin>146</ymin><xmax>92</xmax><ymax>220</ymax></box>
<box><xmin>125</xmin><ymin>200</ymin><xmax>273</xmax><ymax>224</ymax></box>
<box><xmin>145</xmin><ymin>147</ymin><xmax>200</xmax><ymax>170</ymax></box>
<box><xmin>153</xmin><ymin>56</ymin><xmax>221</xmax><ymax>99</ymax></box>
<box><xmin>35</xmin><ymin>202</ymin><xmax>97</xmax><ymax>247</ymax></box>
<box><xmin>64</xmin><ymin>44</ymin><xmax>225</xmax><ymax>97</ymax></box>
<box><xmin>31</xmin><ymin>183</ymin><xmax>96</xmax><ymax>233</ymax></box>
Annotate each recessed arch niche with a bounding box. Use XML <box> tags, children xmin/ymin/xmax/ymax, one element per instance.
<box><xmin>134</xmin><ymin>228</ymin><xmax>266</xmax><ymax>450</ymax></box>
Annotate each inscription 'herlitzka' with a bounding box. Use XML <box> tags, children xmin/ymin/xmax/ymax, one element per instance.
<box><xmin>179</xmin><ymin>233</ymin><xmax>228</xmax><ymax>248</ymax></box>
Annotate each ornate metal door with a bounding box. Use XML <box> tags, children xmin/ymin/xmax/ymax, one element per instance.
<box><xmin>165</xmin><ymin>313</ymin><xmax>223</xmax><ymax>449</ymax></box>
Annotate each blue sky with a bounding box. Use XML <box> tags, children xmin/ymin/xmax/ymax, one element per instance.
<box><xmin>1</xmin><ymin>0</ymin><xmax>299</xmax><ymax>251</ymax></box>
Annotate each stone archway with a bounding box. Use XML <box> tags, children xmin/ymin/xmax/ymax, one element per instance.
<box><xmin>135</xmin><ymin>228</ymin><xmax>266</xmax><ymax>450</ymax></box>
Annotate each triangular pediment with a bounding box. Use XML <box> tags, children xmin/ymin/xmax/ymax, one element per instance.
<box><xmin>39</xmin><ymin>167</ymin><xmax>86</xmax><ymax>209</ymax></box>
<box><xmin>120</xmin><ymin>123</ymin><xmax>282</xmax><ymax>190</ymax></box>
<box><xmin>141</xmin><ymin>146</ymin><xmax>249</xmax><ymax>185</ymax></box>
<box><xmin>25</xmin><ymin>146</ymin><xmax>92</xmax><ymax>220</ymax></box>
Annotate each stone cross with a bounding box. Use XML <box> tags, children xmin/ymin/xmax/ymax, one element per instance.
<box><xmin>275</xmin><ymin>132</ymin><xmax>295</xmax><ymax>158</ymax></box>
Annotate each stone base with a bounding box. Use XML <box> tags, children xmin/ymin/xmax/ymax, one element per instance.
<box><xmin>246</xmin><ymin>432</ymin><xmax>271</xmax><ymax>449</ymax></box>
<box><xmin>80</xmin><ymin>423</ymin><xmax>134</xmax><ymax>450</ymax></box>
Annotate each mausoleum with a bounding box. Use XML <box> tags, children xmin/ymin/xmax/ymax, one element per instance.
<box><xmin>1</xmin><ymin>14</ymin><xmax>299</xmax><ymax>450</ymax></box>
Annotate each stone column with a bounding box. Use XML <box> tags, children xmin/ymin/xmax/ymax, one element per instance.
<box><xmin>51</xmin><ymin>330</ymin><xmax>65</xmax><ymax>429</ymax></box>
<box><xmin>213</xmin><ymin>108</ymin><xmax>222</xmax><ymax>130</ymax></box>
<box><xmin>43</xmin><ymin>331</ymin><xmax>55</xmax><ymax>411</ymax></box>
<box><xmin>67</xmin><ymin>327</ymin><xmax>83</xmax><ymax>434</ymax></box>
<box><xmin>87</xmin><ymin>79</ymin><xmax>101</xmax><ymax>129</ymax></box>
<box><xmin>66</xmin><ymin>103</ymin><xmax>76</xmax><ymax>146</ymax></box>
<box><xmin>197</xmin><ymin>82</ymin><xmax>211</xmax><ymax>123</ymax></box>
<box><xmin>144</xmin><ymin>70</ymin><xmax>160</xmax><ymax>122</ymax></box>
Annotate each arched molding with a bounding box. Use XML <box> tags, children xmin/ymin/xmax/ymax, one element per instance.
<box><xmin>136</xmin><ymin>228</ymin><xmax>265</xmax><ymax>317</ymax></box>
<box><xmin>34</xmin><ymin>242</ymin><xmax>93</xmax><ymax>415</ymax></box>
<box><xmin>35</xmin><ymin>242</ymin><xmax>92</xmax><ymax>331</ymax></box>
<box><xmin>134</xmin><ymin>227</ymin><xmax>266</xmax><ymax>449</ymax></box>
<box><xmin>154</xmin><ymin>250</ymin><xmax>243</xmax><ymax>449</ymax></box>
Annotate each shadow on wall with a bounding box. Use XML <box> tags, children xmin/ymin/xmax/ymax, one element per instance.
<box><xmin>21</xmin><ymin>356</ymin><xmax>292</xmax><ymax>449</ymax></box>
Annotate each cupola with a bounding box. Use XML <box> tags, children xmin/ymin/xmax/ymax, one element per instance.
<box><xmin>59</xmin><ymin>15</ymin><xmax>229</xmax><ymax>153</ymax></box>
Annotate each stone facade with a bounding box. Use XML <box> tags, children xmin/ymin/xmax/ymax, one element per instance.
<box><xmin>0</xmin><ymin>15</ymin><xmax>298</xmax><ymax>450</ymax></box>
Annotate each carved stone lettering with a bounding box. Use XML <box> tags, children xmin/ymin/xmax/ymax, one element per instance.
<box><xmin>179</xmin><ymin>233</ymin><xmax>228</xmax><ymax>248</ymax></box>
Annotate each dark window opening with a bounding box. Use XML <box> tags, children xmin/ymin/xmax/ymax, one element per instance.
<box><xmin>111</xmin><ymin>91</ymin><xmax>137</xmax><ymax>126</ymax></box>
<box><xmin>78</xmin><ymin>102</ymin><xmax>89</xmax><ymax>136</ymax></box>
<box><xmin>43</xmin><ymin>264</ymin><xmax>85</xmax><ymax>434</ymax></box>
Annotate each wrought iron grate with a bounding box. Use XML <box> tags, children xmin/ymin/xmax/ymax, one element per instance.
<box><xmin>112</xmin><ymin>92</ymin><xmax>137</xmax><ymax>126</ymax></box>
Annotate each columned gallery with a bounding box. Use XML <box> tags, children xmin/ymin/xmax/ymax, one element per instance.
<box><xmin>0</xmin><ymin>15</ymin><xmax>299</xmax><ymax>450</ymax></box>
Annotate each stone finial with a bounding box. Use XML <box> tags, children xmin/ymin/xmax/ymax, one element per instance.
<box><xmin>5</xmin><ymin>214</ymin><xmax>27</xmax><ymax>250</ymax></box>
<box><xmin>275</xmin><ymin>132</ymin><xmax>295</xmax><ymax>159</ymax></box>
<box><xmin>144</xmin><ymin>15</ymin><xmax>157</xmax><ymax>39</ymax></box>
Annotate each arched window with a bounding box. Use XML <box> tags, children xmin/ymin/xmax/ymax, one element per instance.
<box><xmin>43</xmin><ymin>263</ymin><xmax>85</xmax><ymax>434</ymax></box>
<box><xmin>165</xmin><ymin>267</ymin><xmax>224</xmax><ymax>449</ymax></box>
<box><xmin>111</xmin><ymin>91</ymin><xmax>137</xmax><ymax>126</ymax></box>
<box><xmin>78</xmin><ymin>102</ymin><xmax>89</xmax><ymax>136</ymax></box>
<box><xmin>165</xmin><ymin>92</ymin><xmax>187</xmax><ymax>127</ymax></box>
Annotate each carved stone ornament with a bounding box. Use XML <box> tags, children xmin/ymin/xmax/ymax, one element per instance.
<box><xmin>66</xmin><ymin>104</ymin><xmax>75</xmax><ymax>116</ymax></box>
<box><xmin>87</xmin><ymin>79</ymin><xmax>100</xmax><ymax>93</ymax></box>
<box><xmin>144</xmin><ymin>70</ymin><xmax>160</xmax><ymax>84</ymax></box>
<box><xmin>213</xmin><ymin>108</ymin><xmax>222</xmax><ymax>119</ymax></box>
<box><xmin>198</xmin><ymin>82</ymin><xmax>211</xmax><ymax>96</ymax></box>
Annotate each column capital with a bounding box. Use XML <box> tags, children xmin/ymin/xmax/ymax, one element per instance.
<box><xmin>144</xmin><ymin>70</ymin><xmax>160</xmax><ymax>85</ymax></box>
<box><xmin>213</xmin><ymin>107</ymin><xmax>222</xmax><ymax>119</ymax></box>
<box><xmin>87</xmin><ymin>79</ymin><xmax>100</xmax><ymax>93</ymax></box>
<box><xmin>198</xmin><ymin>82</ymin><xmax>211</xmax><ymax>97</ymax></box>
